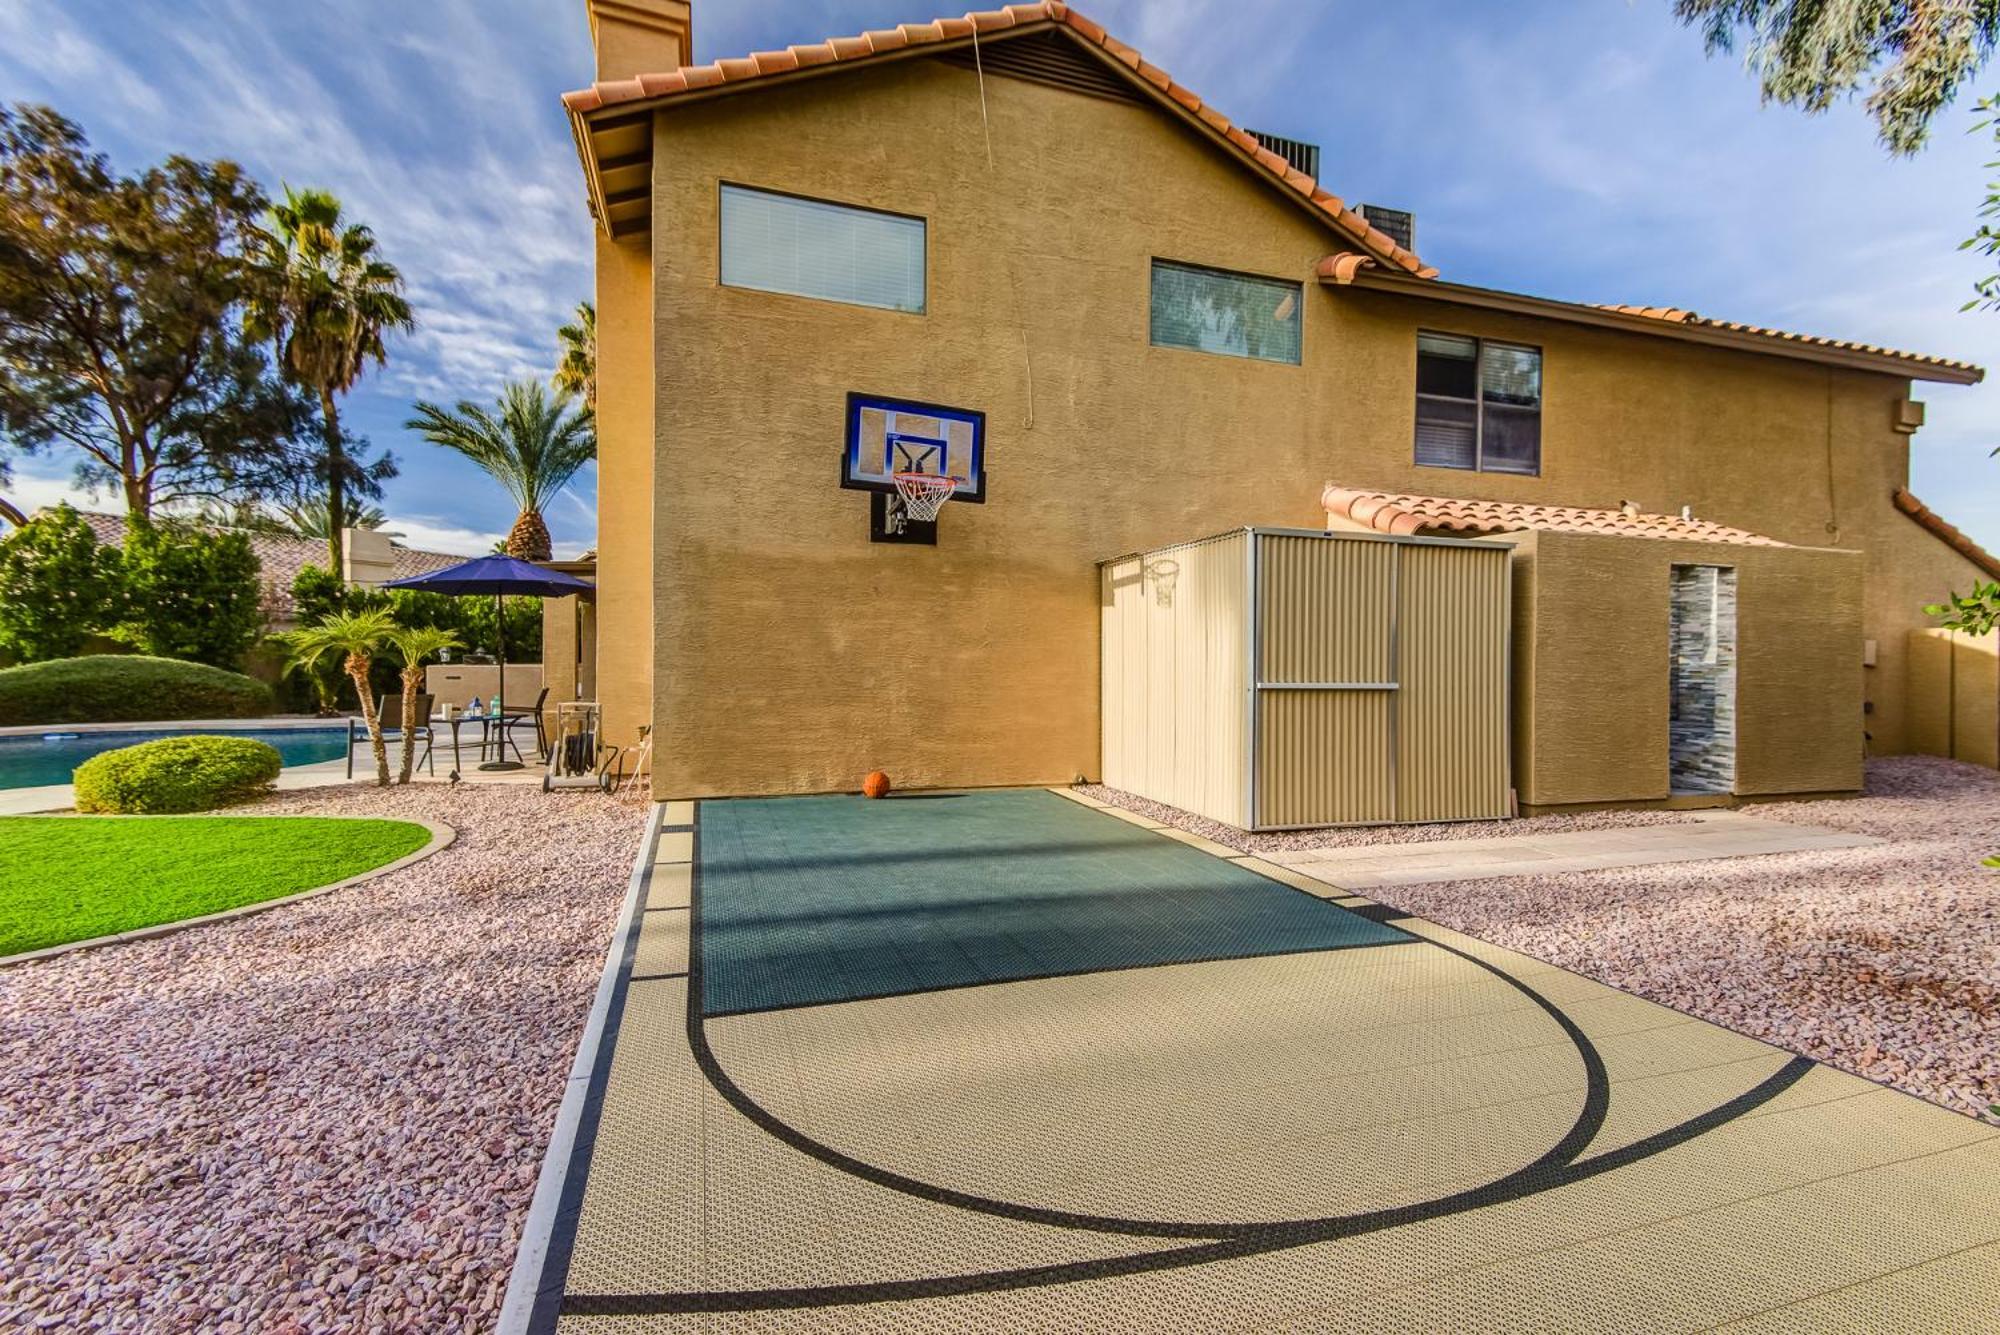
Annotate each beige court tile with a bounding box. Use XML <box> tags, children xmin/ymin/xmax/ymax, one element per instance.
<box><xmin>1714</xmin><ymin>1239</ymin><xmax>2000</xmax><ymax>1331</ymax></box>
<box><xmin>562</xmin><ymin>980</ymin><xmax>705</xmax><ymax>1297</ymax></box>
<box><xmin>1096</xmin><ymin>806</ymin><xmax>1165</xmax><ymax>829</ymax></box>
<box><xmin>659</xmin><ymin>799</ymin><xmax>696</xmax><ymax>827</ymax></box>
<box><xmin>632</xmin><ymin>909</ymin><xmax>689</xmax><ymax>978</ymax></box>
<box><xmin>1223</xmin><ymin>856</ymin><xmax>1343</xmax><ymax>896</ymax></box>
<box><xmin>1044</xmin><ymin>785</ymin><xmax>1110</xmax><ymax>808</ymax></box>
<box><xmin>654</xmin><ymin>828</ymin><xmax>694</xmax><ymax>864</ymax></box>
<box><xmin>1149</xmin><ymin>825</ymin><xmax>1243</xmax><ymax>858</ymax></box>
<box><xmin>647</xmin><ymin>861</ymin><xmax>692</xmax><ymax>910</ymax></box>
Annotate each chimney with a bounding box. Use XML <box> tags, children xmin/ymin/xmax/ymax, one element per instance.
<box><xmin>587</xmin><ymin>0</ymin><xmax>692</xmax><ymax>81</ymax></box>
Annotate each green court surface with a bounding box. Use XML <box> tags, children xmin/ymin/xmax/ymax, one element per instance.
<box><xmin>696</xmin><ymin>789</ymin><xmax>1409</xmax><ymax>1015</ymax></box>
<box><xmin>526</xmin><ymin>789</ymin><xmax>2000</xmax><ymax>1332</ymax></box>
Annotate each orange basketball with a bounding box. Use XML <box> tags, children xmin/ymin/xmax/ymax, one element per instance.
<box><xmin>862</xmin><ymin>770</ymin><xmax>892</xmax><ymax>799</ymax></box>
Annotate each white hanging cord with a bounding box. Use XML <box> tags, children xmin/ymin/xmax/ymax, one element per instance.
<box><xmin>971</xmin><ymin>26</ymin><xmax>1032</xmax><ymax>429</ymax></box>
<box><xmin>971</xmin><ymin>27</ymin><xmax>995</xmax><ymax>172</ymax></box>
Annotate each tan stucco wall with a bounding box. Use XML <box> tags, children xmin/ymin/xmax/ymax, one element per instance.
<box><xmin>1909</xmin><ymin>628</ymin><xmax>2000</xmax><ymax>766</ymax></box>
<box><xmin>595</xmin><ymin>227</ymin><xmax>654</xmax><ymax>752</ymax></box>
<box><xmin>1509</xmin><ymin>531</ymin><xmax>1863</xmax><ymax>807</ymax></box>
<box><xmin>616</xmin><ymin>52</ymin><xmax>1985</xmax><ymax>797</ymax></box>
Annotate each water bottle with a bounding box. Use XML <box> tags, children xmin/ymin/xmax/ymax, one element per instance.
<box><xmin>468</xmin><ymin>696</ymin><xmax>482</xmax><ymax>717</ymax></box>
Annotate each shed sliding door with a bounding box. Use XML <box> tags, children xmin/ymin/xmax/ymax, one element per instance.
<box><xmin>1252</xmin><ymin>533</ymin><xmax>1509</xmax><ymax>828</ymax></box>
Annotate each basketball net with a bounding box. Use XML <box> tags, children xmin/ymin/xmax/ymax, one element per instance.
<box><xmin>892</xmin><ymin>472</ymin><xmax>961</xmax><ymax>523</ymax></box>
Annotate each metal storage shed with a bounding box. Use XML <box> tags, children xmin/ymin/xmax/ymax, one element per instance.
<box><xmin>1099</xmin><ymin>528</ymin><xmax>1512</xmax><ymax>830</ymax></box>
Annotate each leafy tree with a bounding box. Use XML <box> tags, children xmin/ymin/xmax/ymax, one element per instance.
<box><xmin>406</xmin><ymin>381</ymin><xmax>593</xmax><ymax>561</ymax></box>
<box><xmin>279</xmin><ymin>607</ymin><xmax>398</xmax><ymax>785</ymax></box>
<box><xmin>246</xmin><ymin>186</ymin><xmax>413</xmax><ymax>571</ymax></box>
<box><xmin>1673</xmin><ymin>0</ymin><xmax>2000</xmax><ymax>154</ymax></box>
<box><xmin>554</xmin><ymin>301</ymin><xmax>596</xmax><ymax>413</ymax></box>
<box><xmin>0</xmin><ymin>504</ymin><xmax>123</xmax><ymax>661</ymax></box>
<box><xmin>116</xmin><ymin>519</ymin><xmax>264</xmax><ymax>668</ymax></box>
<box><xmin>384</xmin><ymin>624</ymin><xmax>459</xmax><ymax>783</ymax></box>
<box><xmin>1925</xmin><ymin>580</ymin><xmax>2000</xmax><ymax>633</ymax></box>
<box><xmin>0</xmin><ymin>104</ymin><xmax>320</xmax><ymax>519</ymax></box>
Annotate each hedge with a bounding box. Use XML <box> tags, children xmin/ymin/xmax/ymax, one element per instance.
<box><xmin>0</xmin><ymin>655</ymin><xmax>273</xmax><ymax>726</ymax></box>
<box><xmin>73</xmin><ymin>735</ymin><xmax>283</xmax><ymax>814</ymax></box>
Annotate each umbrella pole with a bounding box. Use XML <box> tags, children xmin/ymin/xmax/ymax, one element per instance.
<box><xmin>481</xmin><ymin>588</ymin><xmax>522</xmax><ymax>771</ymax></box>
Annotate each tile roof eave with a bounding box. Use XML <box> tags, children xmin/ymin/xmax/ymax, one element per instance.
<box><xmin>1332</xmin><ymin>267</ymin><xmax>1982</xmax><ymax>385</ymax></box>
<box><xmin>1320</xmin><ymin>486</ymin><xmax>1788</xmax><ymax>547</ymax></box>
<box><xmin>561</xmin><ymin>2</ymin><xmax>1436</xmax><ymax>278</ymax></box>
<box><xmin>1892</xmin><ymin>488</ymin><xmax>2000</xmax><ymax>581</ymax></box>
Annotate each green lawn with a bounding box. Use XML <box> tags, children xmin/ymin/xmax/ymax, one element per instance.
<box><xmin>0</xmin><ymin>816</ymin><xmax>433</xmax><ymax>955</ymax></box>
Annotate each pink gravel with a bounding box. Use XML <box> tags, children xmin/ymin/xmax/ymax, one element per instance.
<box><xmin>1348</xmin><ymin>756</ymin><xmax>2000</xmax><ymax>1122</ymax></box>
<box><xmin>0</xmin><ymin>784</ymin><xmax>645</xmax><ymax>1332</ymax></box>
<box><xmin>1076</xmin><ymin>783</ymin><xmax>1699</xmax><ymax>854</ymax></box>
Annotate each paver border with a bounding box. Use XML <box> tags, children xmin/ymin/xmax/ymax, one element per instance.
<box><xmin>0</xmin><ymin>812</ymin><xmax>455</xmax><ymax>967</ymax></box>
<box><xmin>497</xmin><ymin>799</ymin><xmax>669</xmax><ymax>1335</ymax></box>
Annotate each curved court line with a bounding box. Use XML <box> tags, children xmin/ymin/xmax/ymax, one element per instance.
<box><xmin>560</xmin><ymin>809</ymin><xmax>1812</xmax><ymax>1316</ymax></box>
<box><xmin>566</xmin><ymin>1053</ymin><xmax>1814</xmax><ymax>1316</ymax></box>
<box><xmin>683</xmin><ymin>817</ymin><xmax>1613</xmax><ymax>1241</ymax></box>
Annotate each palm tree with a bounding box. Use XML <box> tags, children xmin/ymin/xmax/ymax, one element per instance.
<box><xmin>553</xmin><ymin>301</ymin><xmax>595</xmax><ymax>413</ymax></box>
<box><xmin>246</xmin><ymin>186</ymin><xmax>414</xmax><ymax>571</ymax></box>
<box><xmin>279</xmin><ymin>608</ymin><xmax>398</xmax><ymax>786</ymax></box>
<box><xmin>272</xmin><ymin>495</ymin><xmax>387</xmax><ymax>542</ymax></box>
<box><xmin>406</xmin><ymin>381</ymin><xmax>594</xmax><ymax>561</ymax></box>
<box><xmin>384</xmin><ymin>624</ymin><xmax>460</xmax><ymax>784</ymax></box>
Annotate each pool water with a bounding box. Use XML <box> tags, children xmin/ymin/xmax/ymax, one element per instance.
<box><xmin>0</xmin><ymin>727</ymin><xmax>347</xmax><ymax>790</ymax></box>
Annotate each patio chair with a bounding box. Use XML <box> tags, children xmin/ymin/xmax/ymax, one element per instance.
<box><xmin>348</xmin><ymin>693</ymin><xmax>437</xmax><ymax>778</ymax></box>
<box><xmin>500</xmin><ymin>686</ymin><xmax>550</xmax><ymax>762</ymax></box>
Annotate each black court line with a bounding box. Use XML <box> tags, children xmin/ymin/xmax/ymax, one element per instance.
<box><xmin>1347</xmin><ymin>903</ymin><xmax>1415</xmax><ymax>924</ymax></box>
<box><xmin>559</xmin><ymin>799</ymin><xmax>1818</xmax><ymax>1318</ymax></box>
<box><xmin>629</xmin><ymin>971</ymin><xmax>688</xmax><ymax>982</ymax></box>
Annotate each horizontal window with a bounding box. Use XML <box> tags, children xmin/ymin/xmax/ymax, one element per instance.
<box><xmin>1149</xmin><ymin>260</ymin><xmax>1302</xmax><ymax>365</ymax></box>
<box><xmin>719</xmin><ymin>184</ymin><xmax>925</xmax><ymax>313</ymax></box>
<box><xmin>1415</xmin><ymin>332</ymin><xmax>1541</xmax><ymax>475</ymax></box>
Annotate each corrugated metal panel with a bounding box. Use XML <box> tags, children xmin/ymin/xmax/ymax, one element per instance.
<box><xmin>1396</xmin><ymin>543</ymin><xmax>1512</xmax><ymax>821</ymax></box>
<box><xmin>1258</xmin><ymin>535</ymin><xmax>1393</xmax><ymax>685</ymax></box>
<box><xmin>1106</xmin><ymin>527</ymin><xmax>1509</xmax><ymax>831</ymax></box>
<box><xmin>1256</xmin><ymin>689</ymin><xmax>1394</xmax><ymax>826</ymax></box>
<box><xmin>1098</xmin><ymin>532</ymin><xmax>1249</xmax><ymax>826</ymax></box>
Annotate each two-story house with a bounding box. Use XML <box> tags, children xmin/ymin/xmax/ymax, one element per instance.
<box><xmin>560</xmin><ymin>0</ymin><xmax>1992</xmax><ymax>814</ymax></box>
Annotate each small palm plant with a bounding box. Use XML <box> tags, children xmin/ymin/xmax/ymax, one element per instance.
<box><xmin>406</xmin><ymin>381</ymin><xmax>593</xmax><ymax>562</ymax></box>
<box><xmin>384</xmin><ymin>625</ymin><xmax>460</xmax><ymax>784</ymax></box>
<box><xmin>280</xmin><ymin>608</ymin><xmax>398</xmax><ymax>786</ymax></box>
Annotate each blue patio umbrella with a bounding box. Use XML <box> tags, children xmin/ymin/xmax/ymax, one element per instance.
<box><xmin>384</xmin><ymin>555</ymin><xmax>594</xmax><ymax>771</ymax></box>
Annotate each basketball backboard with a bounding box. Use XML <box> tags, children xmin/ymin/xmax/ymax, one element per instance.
<box><xmin>841</xmin><ymin>393</ymin><xmax>987</xmax><ymax>503</ymax></box>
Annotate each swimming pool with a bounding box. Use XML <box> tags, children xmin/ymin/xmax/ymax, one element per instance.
<box><xmin>0</xmin><ymin>726</ymin><xmax>347</xmax><ymax>790</ymax></box>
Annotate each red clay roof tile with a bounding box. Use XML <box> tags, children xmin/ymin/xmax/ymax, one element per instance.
<box><xmin>1893</xmin><ymin>488</ymin><xmax>2000</xmax><ymax>580</ymax></box>
<box><xmin>1321</xmin><ymin>486</ymin><xmax>1788</xmax><ymax>547</ymax></box>
<box><xmin>1597</xmin><ymin>303</ymin><xmax>1981</xmax><ymax>378</ymax></box>
<box><xmin>563</xmin><ymin>3</ymin><xmax>1434</xmax><ymax>276</ymax></box>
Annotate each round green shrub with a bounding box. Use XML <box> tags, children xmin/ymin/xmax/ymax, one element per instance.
<box><xmin>73</xmin><ymin>735</ymin><xmax>283</xmax><ymax>814</ymax></box>
<box><xmin>0</xmin><ymin>655</ymin><xmax>273</xmax><ymax>726</ymax></box>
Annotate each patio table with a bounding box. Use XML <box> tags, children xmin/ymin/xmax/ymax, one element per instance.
<box><xmin>437</xmin><ymin>713</ymin><xmax>525</xmax><ymax>774</ymax></box>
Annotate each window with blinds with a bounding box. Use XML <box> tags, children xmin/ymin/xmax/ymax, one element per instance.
<box><xmin>1415</xmin><ymin>332</ymin><xmax>1541</xmax><ymax>474</ymax></box>
<box><xmin>719</xmin><ymin>184</ymin><xmax>926</xmax><ymax>314</ymax></box>
<box><xmin>1149</xmin><ymin>260</ymin><xmax>1302</xmax><ymax>365</ymax></box>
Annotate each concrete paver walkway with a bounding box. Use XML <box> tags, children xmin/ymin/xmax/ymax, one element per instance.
<box><xmin>1263</xmin><ymin>812</ymin><xmax>1881</xmax><ymax>892</ymax></box>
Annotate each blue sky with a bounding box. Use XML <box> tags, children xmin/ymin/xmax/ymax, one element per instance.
<box><xmin>6</xmin><ymin>0</ymin><xmax>2000</xmax><ymax>554</ymax></box>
